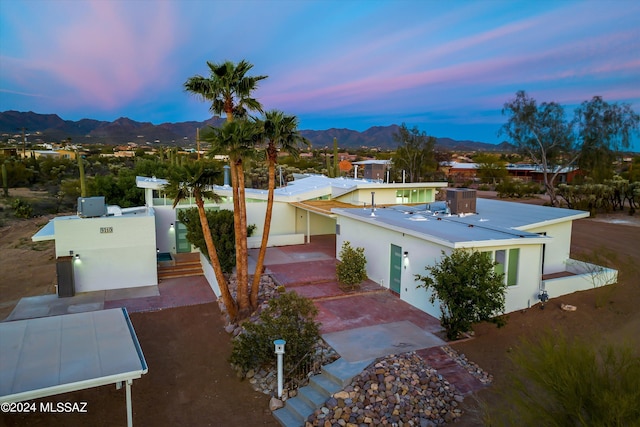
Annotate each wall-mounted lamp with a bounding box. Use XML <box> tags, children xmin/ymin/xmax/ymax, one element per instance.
<box><xmin>157</xmin><ymin>248</ymin><xmax>160</xmax><ymax>253</ymax></box>
<box><xmin>169</xmin><ymin>223</ymin><xmax>174</xmax><ymax>229</ymax></box>
<box><xmin>403</xmin><ymin>251</ymin><xmax>409</xmax><ymax>258</ymax></box>
<box><xmin>74</xmin><ymin>254</ymin><xmax>80</xmax><ymax>262</ymax></box>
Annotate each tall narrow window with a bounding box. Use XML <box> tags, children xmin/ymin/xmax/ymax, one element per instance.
<box><xmin>495</xmin><ymin>250</ymin><xmax>506</xmax><ymax>278</ymax></box>
<box><xmin>507</xmin><ymin>248</ymin><xmax>519</xmax><ymax>286</ymax></box>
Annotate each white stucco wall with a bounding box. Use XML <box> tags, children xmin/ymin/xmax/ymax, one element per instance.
<box><xmin>155</xmin><ymin>201</ymin><xmax>303</xmax><ymax>253</ymax></box>
<box><xmin>336</xmin><ymin>215</ymin><xmax>547</xmax><ymax>317</ymax></box>
<box><xmin>53</xmin><ymin>213</ymin><xmax>157</xmax><ymax>292</ymax></box>
<box><xmin>524</xmin><ymin>221</ymin><xmax>573</xmax><ymax>275</ymax></box>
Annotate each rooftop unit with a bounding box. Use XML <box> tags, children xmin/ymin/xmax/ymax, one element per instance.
<box><xmin>77</xmin><ymin>196</ymin><xmax>107</xmax><ymax>218</ymax></box>
<box><xmin>446</xmin><ymin>188</ymin><xmax>477</xmax><ymax>215</ymax></box>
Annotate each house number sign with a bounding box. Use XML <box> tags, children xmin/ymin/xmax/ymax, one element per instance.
<box><xmin>100</xmin><ymin>227</ymin><xmax>113</xmax><ymax>234</ymax></box>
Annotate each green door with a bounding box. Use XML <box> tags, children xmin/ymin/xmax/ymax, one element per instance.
<box><xmin>175</xmin><ymin>221</ymin><xmax>191</xmax><ymax>253</ymax></box>
<box><xmin>390</xmin><ymin>244</ymin><xmax>402</xmax><ymax>294</ymax></box>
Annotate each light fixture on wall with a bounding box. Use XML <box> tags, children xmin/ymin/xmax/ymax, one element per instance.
<box><xmin>156</xmin><ymin>248</ymin><xmax>160</xmax><ymax>253</ymax></box>
<box><xmin>403</xmin><ymin>251</ymin><xmax>409</xmax><ymax>269</ymax></box>
<box><xmin>74</xmin><ymin>253</ymin><xmax>80</xmax><ymax>262</ymax></box>
<box><xmin>403</xmin><ymin>251</ymin><xmax>409</xmax><ymax>258</ymax></box>
<box><xmin>170</xmin><ymin>223</ymin><xmax>174</xmax><ymax>230</ymax></box>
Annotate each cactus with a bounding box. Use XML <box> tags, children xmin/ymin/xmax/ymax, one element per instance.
<box><xmin>2</xmin><ymin>162</ymin><xmax>8</xmax><ymax>197</ymax></box>
<box><xmin>77</xmin><ymin>150</ymin><xmax>87</xmax><ymax>197</ymax></box>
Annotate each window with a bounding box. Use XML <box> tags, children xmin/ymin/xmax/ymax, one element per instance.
<box><xmin>485</xmin><ymin>248</ymin><xmax>519</xmax><ymax>286</ymax></box>
<box><xmin>507</xmin><ymin>248</ymin><xmax>519</xmax><ymax>286</ymax></box>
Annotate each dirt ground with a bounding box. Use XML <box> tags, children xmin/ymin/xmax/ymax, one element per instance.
<box><xmin>1</xmin><ymin>189</ymin><xmax>639</xmax><ymax>426</ymax></box>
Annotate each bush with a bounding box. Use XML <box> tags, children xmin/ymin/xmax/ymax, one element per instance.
<box><xmin>496</xmin><ymin>178</ymin><xmax>541</xmax><ymax>198</ymax></box>
<box><xmin>229</xmin><ymin>291</ymin><xmax>321</xmax><ymax>376</ymax></box>
<box><xmin>12</xmin><ymin>198</ymin><xmax>33</xmax><ymax>218</ymax></box>
<box><xmin>177</xmin><ymin>208</ymin><xmax>256</xmax><ymax>273</ymax></box>
<box><xmin>416</xmin><ymin>249</ymin><xmax>507</xmax><ymax>340</ymax></box>
<box><xmin>336</xmin><ymin>241</ymin><xmax>367</xmax><ymax>290</ymax></box>
<box><xmin>485</xmin><ymin>333</ymin><xmax>640</xmax><ymax>426</ymax></box>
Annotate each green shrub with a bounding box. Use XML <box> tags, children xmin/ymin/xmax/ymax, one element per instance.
<box><xmin>12</xmin><ymin>198</ymin><xmax>33</xmax><ymax>218</ymax></box>
<box><xmin>496</xmin><ymin>178</ymin><xmax>541</xmax><ymax>198</ymax></box>
<box><xmin>416</xmin><ymin>249</ymin><xmax>507</xmax><ymax>340</ymax></box>
<box><xmin>485</xmin><ymin>333</ymin><xmax>640</xmax><ymax>426</ymax></box>
<box><xmin>336</xmin><ymin>241</ymin><xmax>367</xmax><ymax>290</ymax></box>
<box><xmin>229</xmin><ymin>291</ymin><xmax>320</xmax><ymax>375</ymax></box>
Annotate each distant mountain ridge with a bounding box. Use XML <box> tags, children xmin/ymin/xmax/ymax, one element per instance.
<box><xmin>0</xmin><ymin>110</ymin><xmax>512</xmax><ymax>151</ymax></box>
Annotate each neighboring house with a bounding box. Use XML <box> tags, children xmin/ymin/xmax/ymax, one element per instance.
<box><xmin>32</xmin><ymin>198</ymin><xmax>157</xmax><ymax>294</ymax></box>
<box><xmin>444</xmin><ymin>161</ymin><xmax>579</xmax><ymax>184</ymax></box>
<box><xmin>333</xmin><ymin>188</ymin><xmax>616</xmax><ymax>317</ymax></box>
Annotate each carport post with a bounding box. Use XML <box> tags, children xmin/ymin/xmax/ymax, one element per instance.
<box><xmin>126</xmin><ymin>379</ymin><xmax>133</xmax><ymax>427</ymax></box>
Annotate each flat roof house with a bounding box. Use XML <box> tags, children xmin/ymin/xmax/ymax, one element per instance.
<box><xmin>333</xmin><ymin>189</ymin><xmax>616</xmax><ymax>317</ymax></box>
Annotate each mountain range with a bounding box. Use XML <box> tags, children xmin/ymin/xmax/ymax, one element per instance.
<box><xmin>0</xmin><ymin>110</ymin><xmax>513</xmax><ymax>152</ymax></box>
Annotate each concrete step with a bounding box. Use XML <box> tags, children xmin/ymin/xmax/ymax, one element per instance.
<box><xmin>272</xmin><ymin>405</ymin><xmax>303</xmax><ymax>427</ymax></box>
<box><xmin>273</xmin><ymin>357</ymin><xmax>374</xmax><ymax>427</ymax></box>
<box><xmin>322</xmin><ymin>358</ymin><xmax>374</xmax><ymax>388</ymax></box>
<box><xmin>283</xmin><ymin>396</ymin><xmax>314</xmax><ymax>422</ymax></box>
<box><xmin>297</xmin><ymin>383</ymin><xmax>328</xmax><ymax>409</ymax></box>
<box><xmin>308</xmin><ymin>372</ymin><xmax>342</xmax><ymax>397</ymax></box>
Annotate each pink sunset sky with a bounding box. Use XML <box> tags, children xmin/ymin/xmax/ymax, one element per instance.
<box><xmin>1</xmin><ymin>0</ymin><xmax>638</xmax><ymax>148</ymax></box>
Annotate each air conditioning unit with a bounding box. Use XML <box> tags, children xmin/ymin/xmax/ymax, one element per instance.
<box><xmin>446</xmin><ymin>189</ymin><xmax>477</xmax><ymax>215</ymax></box>
<box><xmin>77</xmin><ymin>196</ymin><xmax>107</xmax><ymax>218</ymax></box>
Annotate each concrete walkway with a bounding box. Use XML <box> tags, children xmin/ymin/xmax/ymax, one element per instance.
<box><xmin>254</xmin><ymin>235</ymin><xmax>486</xmax><ymax>395</ymax></box>
<box><xmin>3</xmin><ymin>275</ymin><xmax>215</xmax><ymax>322</ymax></box>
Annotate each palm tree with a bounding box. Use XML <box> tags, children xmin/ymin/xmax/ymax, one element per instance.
<box><xmin>185</xmin><ymin>59</ymin><xmax>267</xmax><ymax>320</ymax></box>
<box><xmin>164</xmin><ymin>162</ymin><xmax>238</xmax><ymax>320</ymax></box>
<box><xmin>207</xmin><ymin>120</ymin><xmax>261</xmax><ymax>318</ymax></box>
<box><xmin>250</xmin><ymin>111</ymin><xmax>308</xmax><ymax>308</ymax></box>
<box><xmin>184</xmin><ymin>60</ymin><xmax>267</xmax><ymax>122</ymax></box>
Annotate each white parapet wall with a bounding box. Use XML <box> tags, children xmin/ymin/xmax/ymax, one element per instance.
<box><xmin>543</xmin><ymin>258</ymin><xmax>618</xmax><ymax>299</ymax></box>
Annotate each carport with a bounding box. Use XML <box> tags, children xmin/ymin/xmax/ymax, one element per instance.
<box><xmin>0</xmin><ymin>308</ymin><xmax>148</xmax><ymax>427</ymax></box>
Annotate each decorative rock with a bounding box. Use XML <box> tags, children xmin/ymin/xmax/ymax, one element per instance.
<box><xmin>269</xmin><ymin>397</ymin><xmax>284</xmax><ymax>411</ymax></box>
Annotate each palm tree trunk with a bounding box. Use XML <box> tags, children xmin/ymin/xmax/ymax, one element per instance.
<box><xmin>229</xmin><ymin>160</ymin><xmax>250</xmax><ymax>319</ymax></box>
<box><xmin>235</xmin><ymin>160</ymin><xmax>251</xmax><ymax>318</ymax></box>
<box><xmin>196</xmin><ymin>198</ymin><xmax>238</xmax><ymax>320</ymax></box>
<box><xmin>250</xmin><ymin>157</ymin><xmax>275</xmax><ymax>309</ymax></box>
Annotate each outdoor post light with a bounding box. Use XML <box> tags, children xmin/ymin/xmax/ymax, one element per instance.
<box><xmin>274</xmin><ymin>339</ymin><xmax>286</xmax><ymax>398</ymax></box>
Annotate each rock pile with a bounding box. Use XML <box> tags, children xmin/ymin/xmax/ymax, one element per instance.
<box><xmin>306</xmin><ymin>352</ymin><xmax>464</xmax><ymax>426</ymax></box>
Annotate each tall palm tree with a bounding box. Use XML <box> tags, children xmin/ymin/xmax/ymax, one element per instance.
<box><xmin>184</xmin><ymin>60</ymin><xmax>267</xmax><ymax>122</ymax></box>
<box><xmin>185</xmin><ymin>59</ymin><xmax>267</xmax><ymax>320</ymax></box>
<box><xmin>250</xmin><ymin>111</ymin><xmax>308</xmax><ymax>309</ymax></box>
<box><xmin>164</xmin><ymin>162</ymin><xmax>238</xmax><ymax>320</ymax></box>
<box><xmin>207</xmin><ymin>120</ymin><xmax>261</xmax><ymax>318</ymax></box>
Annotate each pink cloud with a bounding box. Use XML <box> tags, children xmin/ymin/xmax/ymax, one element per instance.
<box><xmin>23</xmin><ymin>1</ymin><xmax>177</xmax><ymax>110</ymax></box>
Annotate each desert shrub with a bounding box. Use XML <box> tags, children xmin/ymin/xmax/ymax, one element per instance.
<box><xmin>12</xmin><ymin>198</ymin><xmax>33</xmax><ymax>218</ymax></box>
<box><xmin>336</xmin><ymin>241</ymin><xmax>367</xmax><ymax>290</ymax></box>
<box><xmin>496</xmin><ymin>178</ymin><xmax>541</xmax><ymax>198</ymax></box>
<box><xmin>477</xmin><ymin>184</ymin><xmax>491</xmax><ymax>191</ymax></box>
<box><xmin>229</xmin><ymin>291</ymin><xmax>320</xmax><ymax>375</ymax></box>
<box><xmin>485</xmin><ymin>333</ymin><xmax>640</xmax><ymax>426</ymax></box>
<box><xmin>416</xmin><ymin>249</ymin><xmax>507</xmax><ymax>340</ymax></box>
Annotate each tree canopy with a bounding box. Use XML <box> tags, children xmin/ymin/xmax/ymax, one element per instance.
<box><xmin>392</xmin><ymin>123</ymin><xmax>437</xmax><ymax>182</ymax></box>
<box><xmin>501</xmin><ymin>91</ymin><xmax>639</xmax><ymax>204</ymax></box>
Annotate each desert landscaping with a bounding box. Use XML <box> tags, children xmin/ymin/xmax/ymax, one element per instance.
<box><xmin>1</xmin><ymin>189</ymin><xmax>639</xmax><ymax>426</ymax></box>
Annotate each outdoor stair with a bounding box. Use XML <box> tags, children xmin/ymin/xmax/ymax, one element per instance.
<box><xmin>273</xmin><ymin>358</ymin><xmax>373</xmax><ymax>427</ymax></box>
<box><xmin>157</xmin><ymin>253</ymin><xmax>203</xmax><ymax>280</ymax></box>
